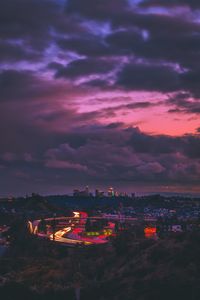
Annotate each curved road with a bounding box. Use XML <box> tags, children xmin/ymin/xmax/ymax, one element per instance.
<box><xmin>28</xmin><ymin>212</ymin><xmax>157</xmax><ymax>246</ymax></box>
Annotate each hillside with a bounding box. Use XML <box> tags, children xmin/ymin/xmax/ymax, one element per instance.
<box><xmin>1</xmin><ymin>230</ymin><xmax>200</xmax><ymax>300</ymax></box>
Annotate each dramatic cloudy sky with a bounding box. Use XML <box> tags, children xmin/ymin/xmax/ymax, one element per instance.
<box><xmin>1</xmin><ymin>0</ymin><xmax>200</xmax><ymax>196</ymax></box>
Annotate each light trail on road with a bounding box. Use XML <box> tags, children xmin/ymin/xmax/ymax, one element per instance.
<box><xmin>49</xmin><ymin>226</ymin><xmax>92</xmax><ymax>245</ymax></box>
<box><xmin>29</xmin><ymin>211</ymin><xmax>157</xmax><ymax>247</ymax></box>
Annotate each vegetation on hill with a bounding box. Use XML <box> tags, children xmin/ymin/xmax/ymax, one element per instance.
<box><xmin>1</xmin><ymin>224</ymin><xmax>200</xmax><ymax>300</ymax></box>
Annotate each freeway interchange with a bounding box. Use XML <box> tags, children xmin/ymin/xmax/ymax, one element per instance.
<box><xmin>29</xmin><ymin>212</ymin><xmax>116</xmax><ymax>246</ymax></box>
<box><xmin>28</xmin><ymin>211</ymin><xmax>157</xmax><ymax>246</ymax></box>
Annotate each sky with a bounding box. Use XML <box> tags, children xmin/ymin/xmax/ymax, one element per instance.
<box><xmin>1</xmin><ymin>0</ymin><xmax>200</xmax><ymax>196</ymax></box>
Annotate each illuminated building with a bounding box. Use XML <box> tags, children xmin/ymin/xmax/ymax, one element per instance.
<box><xmin>144</xmin><ymin>227</ymin><xmax>157</xmax><ymax>238</ymax></box>
<box><xmin>108</xmin><ymin>187</ymin><xmax>114</xmax><ymax>197</ymax></box>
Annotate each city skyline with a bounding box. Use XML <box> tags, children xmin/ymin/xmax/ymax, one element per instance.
<box><xmin>1</xmin><ymin>0</ymin><xmax>200</xmax><ymax>196</ymax></box>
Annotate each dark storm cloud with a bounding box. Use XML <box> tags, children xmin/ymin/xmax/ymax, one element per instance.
<box><xmin>106</xmin><ymin>30</ymin><xmax>144</xmax><ymax>53</ymax></box>
<box><xmin>0</xmin><ymin>41</ymin><xmax>40</xmax><ymax>63</ymax></box>
<box><xmin>54</xmin><ymin>58</ymin><xmax>116</xmax><ymax>79</ymax></box>
<box><xmin>140</xmin><ymin>0</ymin><xmax>200</xmax><ymax>9</ymax></box>
<box><xmin>0</xmin><ymin>70</ymin><xmax>36</xmax><ymax>101</ymax></box>
<box><xmin>43</xmin><ymin>125</ymin><xmax>200</xmax><ymax>186</ymax></box>
<box><xmin>57</xmin><ymin>34</ymin><xmax>115</xmax><ymax>57</ymax></box>
<box><xmin>0</xmin><ymin>68</ymin><xmax>94</xmax><ymax>156</ymax></box>
<box><xmin>7</xmin><ymin>0</ymin><xmax>84</xmax><ymax>36</ymax></box>
<box><xmin>107</xmin><ymin>28</ymin><xmax>200</xmax><ymax>95</ymax></box>
<box><xmin>111</xmin><ymin>10</ymin><xmax>199</xmax><ymax>33</ymax></box>
<box><xmin>105</xmin><ymin>122</ymin><xmax>124</xmax><ymax>129</ymax></box>
<box><xmin>128</xmin><ymin>128</ymin><xmax>180</xmax><ymax>154</ymax></box>
<box><xmin>63</xmin><ymin>4</ymin><xmax>200</xmax><ymax>69</ymax></box>
<box><xmin>0</xmin><ymin>0</ymin><xmax>58</xmax><ymax>49</ymax></box>
<box><xmin>58</xmin><ymin>6</ymin><xmax>200</xmax><ymax>96</ymax></box>
<box><xmin>65</xmin><ymin>0</ymin><xmax>129</xmax><ymax>20</ymax></box>
<box><xmin>116</xmin><ymin>63</ymin><xmax>181</xmax><ymax>92</ymax></box>
<box><xmin>106</xmin><ymin>26</ymin><xmax>200</xmax><ymax>69</ymax></box>
<box><xmin>94</xmin><ymin>101</ymin><xmax>158</xmax><ymax>118</ymax></box>
<box><xmin>1</xmin><ymin>111</ymin><xmax>200</xmax><ymax>193</ymax></box>
<box><xmin>181</xmin><ymin>69</ymin><xmax>200</xmax><ymax>97</ymax></box>
<box><xmin>126</xmin><ymin>101</ymin><xmax>156</xmax><ymax>109</ymax></box>
<box><xmin>168</xmin><ymin>92</ymin><xmax>200</xmax><ymax>114</ymax></box>
<box><xmin>128</xmin><ymin>125</ymin><xmax>200</xmax><ymax>160</ymax></box>
<box><xmin>0</xmin><ymin>69</ymin><xmax>68</xmax><ymax>101</ymax></box>
<box><xmin>0</xmin><ymin>0</ymin><xmax>88</xmax><ymax>63</ymax></box>
<box><xmin>83</xmin><ymin>79</ymin><xmax>110</xmax><ymax>88</ymax></box>
<box><xmin>105</xmin><ymin>9</ymin><xmax>200</xmax><ymax>80</ymax></box>
<box><xmin>47</xmin><ymin>62</ymin><xmax>64</xmax><ymax>71</ymax></box>
<box><xmin>57</xmin><ymin>0</ymin><xmax>200</xmax><ymax>98</ymax></box>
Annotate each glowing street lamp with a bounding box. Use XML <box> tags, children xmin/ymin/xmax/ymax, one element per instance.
<box><xmin>73</xmin><ymin>212</ymin><xmax>80</xmax><ymax>218</ymax></box>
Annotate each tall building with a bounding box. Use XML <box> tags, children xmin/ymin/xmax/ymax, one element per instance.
<box><xmin>85</xmin><ymin>186</ymin><xmax>89</xmax><ymax>196</ymax></box>
<box><xmin>108</xmin><ymin>187</ymin><xmax>114</xmax><ymax>197</ymax></box>
<box><xmin>114</xmin><ymin>191</ymin><xmax>119</xmax><ymax>197</ymax></box>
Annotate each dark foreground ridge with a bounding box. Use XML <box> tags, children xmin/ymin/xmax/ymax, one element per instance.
<box><xmin>1</xmin><ymin>193</ymin><xmax>200</xmax><ymax>299</ymax></box>
<box><xmin>1</xmin><ymin>231</ymin><xmax>200</xmax><ymax>300</ymax></box>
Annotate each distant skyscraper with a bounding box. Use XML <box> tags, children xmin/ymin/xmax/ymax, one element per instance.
<box><xmin>85</xmin><ymin>186</ymin><xmax>89</xmax><ymax>196</ymax></box>
<box><xmin>108</xmin><ymin>187</ymin><xmax>114</xmax><ymax>197</ymax></box>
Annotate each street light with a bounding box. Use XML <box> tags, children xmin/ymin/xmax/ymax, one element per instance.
<box><xmin>52</xmin><ymin>213</ymin><xmax>57</xmax><ymax>241</ymax></box>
